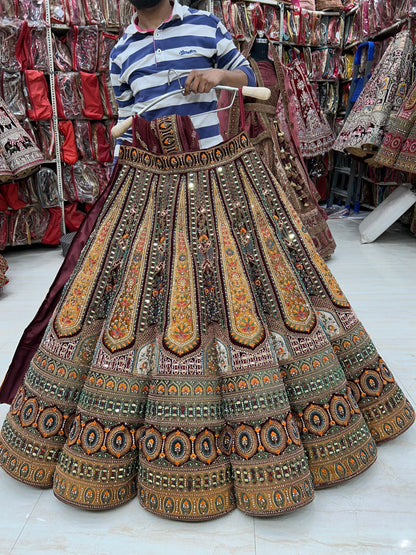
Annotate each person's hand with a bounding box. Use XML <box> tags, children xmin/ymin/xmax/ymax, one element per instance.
<box><xmin>183</xmin><ymin>69</ymin><xmax>224</xmax><ymax>95</ymax></box>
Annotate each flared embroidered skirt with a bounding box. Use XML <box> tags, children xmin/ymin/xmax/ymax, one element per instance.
<box><xmin>333</xmin><ymin>30</ymin><xmax>413</xmax><ymax>159</ymax></box>
<box><xmin>0</xmin><ymin>121</ymin><xmax>414</xmax><ymax>521</ymax></box>
<box><xmin>374</xmin><ymin>78</ymin><xmax>416</xmax><ymax>173</ymax></box>
<box><xmin>0</xmin><ymin>96</ymin><xmax>44</xmax><ymax>181</ymax></box>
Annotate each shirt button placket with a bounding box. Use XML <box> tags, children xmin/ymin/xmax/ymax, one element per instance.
<box><xmin>155</xmin><ymin>30</ymin><xmax>161</xmax><ymax>59</ymax></box>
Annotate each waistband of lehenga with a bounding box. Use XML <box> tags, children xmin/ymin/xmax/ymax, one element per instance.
<box><xmin>117</xmin><ymin>132</ymin><xmax>254</xmax><ymax>173</ymax></box>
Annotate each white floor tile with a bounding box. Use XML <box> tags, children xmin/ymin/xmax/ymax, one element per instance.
<box><xmin>0</xmin><ymin>219</ymin><xmax>415</xmax><ymax>555</ymax></box>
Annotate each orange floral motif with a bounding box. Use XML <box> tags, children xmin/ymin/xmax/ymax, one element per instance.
<box><xmin>104</xmin><ymin>195</ymin><xmax>154</xmax><ymax>353</ymax></box>
<box><xmin>214</xmin><ymin>184</ymin><xmax>264</xmax><ymax>349</ymax></box>
<box><xmin>54</xmin><ymin>183</ymin><xmax>129</xmax><ymax>338</ymax></box>
<box><xmin>164</xmin><ymin>185</ymin><xmax>200</xmax><ymax>356</ymax></box>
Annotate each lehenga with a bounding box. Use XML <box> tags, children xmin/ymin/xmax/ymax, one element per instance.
<box><xmin>218</xmin><ymin>48</ymin><xmax>336</xmax><ymax>260</ymax></box>
<box><xmin>0</xmin><ymin>115</ymin><xmax>413</xmax><ymax>521</ymax></box>
<box><xmin>333</xmin><ymin>30</ymin><xmax>413</xmax><ymax>159</ymax></box>
<box><xmin>0</xmin><ymin>253</ymin><xmax>8</xmax><ymax>289</ymax></box>
<box><xmin>280</xmin><ymin>58</ymin><xmax>335</xmax><ymax>160</ymax></box>
<box><xmin>0</xmin><ymin>96</ymin><xmax>44</xmax><ymax>182</ymax></box>
<box><xmin>373</xmin><ymin>77</ymin><xmax>416</xmax><ymax>173</ymax></box>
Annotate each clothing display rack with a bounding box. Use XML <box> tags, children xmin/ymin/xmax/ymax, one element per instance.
<box><xmin>328</xmin><ymin>2</ymin><xmax>416</xmax><ymax>218</ymax></box>
<box><xmin>1</xmin><ymin>0</ymin><xmax>415</xmax><ymax>247</ymax></box>
<box><xmin>0</xmin><ymin>0</ymin><xmax>133</xmax><ymax>249</ymax></box>
<box><xmin>205</xmin><ymin>0</ymin><xmax>345</xmax><ymax>121</ymax></box>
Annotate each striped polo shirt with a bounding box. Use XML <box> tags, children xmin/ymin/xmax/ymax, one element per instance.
<box><xmin>109</xmin><ymin>0</ymin><xmax>256</xmax><ymax>150</ymax></box>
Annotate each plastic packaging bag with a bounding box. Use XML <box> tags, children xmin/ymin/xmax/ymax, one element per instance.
<box><xmin>0</xmin><ymin>72</ymin><xmax>27</xmax><ymax>118</ymax></box>
<box><xmin>73</xmin><ymin>120</ymin><xmax>93</xmax><ymax>160</ymax></box>
<box><xmin>36</xmin><ymin>168</ymin><xmax>60</xmax><ymax>208</ymax></box>
<box><xmin>82</xmin><ymin>0</ymin><xmax>105</xmax><ymax>25</ymax></box>
<box><xmin>29</xmin><ymin>24</ymin><xmax>49</xmax><ymax>72</ymax></box>
<box><xmin>0</xmin><ymin>211</ymin><xmax>8</xmax><ymax>250</ymax></box>
<box><xmin>35</xmin><ymin>120</ymin><xmax>55</xmax><ymax>160</ymax></box>
<box><xmin>0</xmin><ymin>19</ymin><xmax>23</xmax><ymax>71</ymax></box>
<box><xmin>52</xmin><ymin>33</ymin><xmax>73</xmax><ymax>72</ymax></box>
<box><xmin>24</xmin><ymin>70</ymin><xmax>53</xmax><ymax>120</ymax></box>
<box><xmin>15</xmin><ymin>175</ymin><xmax>39</xmax><ymax>205</ymax></box>
<box><xmin>118</xmin><ymin>0</ymin><xmax>134</xmax><ymax>29</ymax></box>
<box><xmin>65</xmin><ymin>0</ymin><xmax>85</xmax><ymax>26</ymax></box>
<box><xmin>98</xmin><ymin>31</ymin><xmax>118</xmax><ymax>72</ymax></box>
<box><xmin>55</xmin><ymin>72</ymin><xmax>83</xmax><ymax>119</ymax></box>
<box><xmin>59</xmin><ymin>120</ymin><xmax>79</xmax><ymax>165</ymax></box>
<box><xmin>101</xmin><ymin>0</ymin><xmax>120</xmax><ymax>26</ymax></box>
<box><xmin>91</xmin><ymin>122</ymin><xmax>111</xmax><ymax>163</ymax></box>
<box><xmin>80</xmin><ymin>72</ymin><xmax>104</xmax><ymax>119</ymax></box>
<box><xmin>66</xmin><ymin>25</ymin><xmax>99</xmax><ymax>72</ymax></box>
<box><xmin>0</xmin><ymin>0</ymin><xmax>16</xmax><ymax>17</ymax></box>
<box><xmin>100</xmin><ymin>73</ymin><xmax>118</xmax><ymax>119</ymax></box>
<box><xmin>63</xmin><ymin>162</ymin><xmax>100</xmax><ymax>203</ymax></box>
<box><xmin>8</xmin><ymin>205</ymin><xmax>49</xmax><ymax>246</ymax></box>
<box><xmin>50</xmin><ymin>0</ymin><xmax>67</xmax><ymax>24</ymax></box>
<box><xmin>264</xmin><ymin>5</ymin><xmax>280</xmax><ymax>41</ymax></box>
<box><xmin>15</xmin><ymin>0</ymin><xmax>45</xmax><ymax>21</ymax></box>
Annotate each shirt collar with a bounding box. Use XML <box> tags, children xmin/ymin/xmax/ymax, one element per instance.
<box><xmin>125</xmin><ymin>0</ymin><xmax>185</xmax><ymax>35</ymax></box>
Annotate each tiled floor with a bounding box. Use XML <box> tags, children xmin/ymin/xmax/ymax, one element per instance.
<box><xmin>0</xmin><ymin>218</ymin><xmax>415</xmax><ymax>555</ymax></box>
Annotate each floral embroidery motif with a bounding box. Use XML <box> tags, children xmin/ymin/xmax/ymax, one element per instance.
<box><xmin>164</xmin><ymin>185</ymin><xmax>200</xmax><ymax>356</ymax></box>
<box><xmin>214</xmin><ymin>183</ymin><xmax>265</xmax><ymax>349</ymax></box>
<box><xmin>104</xmin><ymin>194</ymin><xmax>154</xmax><ymax>353</ymax></box>
<box><xmin>245</xmin><ymin>183</ymin><xmax>315</xmax><ymax>333</ymax></box>
<box><xmin>54</xmin><ymin>185</ymin><xmax>129</xmax><ymax>338</ymax></box>
<box><xmin>318</xmin><ymin>310</ymin><xmax>341</xmax><ymax>339</ymax></box>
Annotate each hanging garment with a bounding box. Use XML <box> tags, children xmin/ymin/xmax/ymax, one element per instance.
<box><xmin>0</xmin><ymin>253</ymin><xmax>8</xmax><ymax>289</ymax></box>
<box><xmin>373</xmin><ymin>77</ymin><xmax>416</xmax><ymax>173</ymax></box>
<box><xmin>0</xmin><ymin>96</ymin><xmax>44</xmax><ymax>180</ymax></box>
<box><xmin>58</xmin><ymin>121</ymin><xmax>78</xmax><ymax>165</ymax></box>
<box><xmin>218</xmin><ymin>49</ymin><xmax>336</xmax><ymax>261</ymax></box>
<box><xmin>279</xmin><ymin>58</ymin><xmax>335</xmax><ymax>159</ymax></box>
<box><xmin>0</xmin><ymin>115</ymin><xmax>413</xmax><ymax>521</ymax></box>
<box><xmin>24</xmin><ymin>70</ymin><xmax>53</xmax><ymax>121</ymax></box>
<box><xmin>333</xmin><ymin>30</ymin><xmax>413</xmax><ymax>158</ymax></box>
<box><xmin>0</xmin><ymin>149</ymin><xmax>14</xmax><ymax>184</ymax></box>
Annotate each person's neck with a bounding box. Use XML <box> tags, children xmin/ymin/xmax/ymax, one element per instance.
<box><xmin>136</xmin><ymin>0</ymin><xmax>173</xmax><ymax>31</ymax></box>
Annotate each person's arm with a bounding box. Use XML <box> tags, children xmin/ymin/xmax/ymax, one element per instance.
<box><xmin>109</xmin><ymin>48</ymin><xmax>135</xmax><ymax>150</ymax></box>
<box><xmin>184</xmin><ymin>17</ymin><xmax>255</xmax><ymax>95</ymax></box>
<box><xmin>183</xmin><ymin>68</ymin><xmax>248</xmax><ymax>95</ymax></box>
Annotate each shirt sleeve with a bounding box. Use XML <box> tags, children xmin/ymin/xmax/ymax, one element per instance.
<box><xmin>214</xmin><ymin>20</ymin><xmax>256</xmax><ymax>87</ymax></box>
<box><xmin>109</xmin><ymin>49</ymin><xmax>135</xmax><ymax>149</ymax></box>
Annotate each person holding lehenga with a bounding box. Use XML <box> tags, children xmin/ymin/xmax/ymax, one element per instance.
<box><xmin>0</xmin><ymin>0</ymin><xmax>413</xmax><ymax>521</ymax></box>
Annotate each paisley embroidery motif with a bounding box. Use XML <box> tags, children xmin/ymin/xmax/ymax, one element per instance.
<box><xmin>104</xmin><ymin>194</ymin><xmax>154</xmax><ymax>353</ymax></box>
<box><xmin>245</xmin><ymin>182</ymin><xmax>316</xmax><ymax>333</ymax></box>
<box><xmin>54</xmin><ymin>177</ymin><xmax>132</xmax><ymax>338</ymax></box>
<box><xmin>163</xmin><ymin>184</ymin><xmax>200</xmax><ymax>356</ymax></box>
<box><xmin>214</xmin><ymin>182</ymin><xmax>264</xmax><ymax>349</ymax></box>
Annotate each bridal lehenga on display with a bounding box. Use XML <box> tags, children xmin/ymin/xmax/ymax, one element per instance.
<box><xmin>0</xmin><ymin>115</ymin><xmax>413</xmax><ymax>521</ymax></box>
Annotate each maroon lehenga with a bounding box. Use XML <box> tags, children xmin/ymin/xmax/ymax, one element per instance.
<box><xmin>0</xmin><ymin>115</ymin><xmax>413</xmax><ymax>522</ymax></box>
<box><xmin>333</xmin><ymin>30</ymin><xmax>413</xmax><ymax>161</ymax></box>
<box><xmin>374</xmin><ymin>77</ymin><xmax>416</xmax><ymax>173</ymax></box>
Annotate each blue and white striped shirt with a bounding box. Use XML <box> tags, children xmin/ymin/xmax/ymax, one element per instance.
<box><xmin>110</xmin><ymin>0</ymin><xmax>256</xmax><ymax>151</ymax></box>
